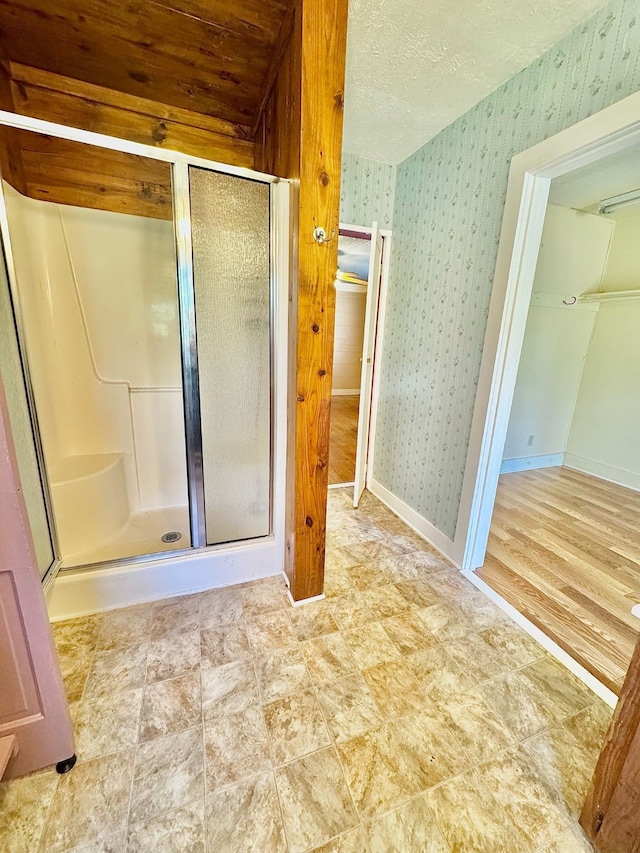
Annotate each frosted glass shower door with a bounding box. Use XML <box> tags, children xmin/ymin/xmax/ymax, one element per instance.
<box><xmin>189</xmin><ymin>168</ymin><xmax>272</xmax><ymax>545</ymax></box>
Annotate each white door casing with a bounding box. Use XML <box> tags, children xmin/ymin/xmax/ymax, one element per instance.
<box><xmin>353</xmin><ymin>221</ymin><xmax>383</xmax><ymax>508</ymax></box>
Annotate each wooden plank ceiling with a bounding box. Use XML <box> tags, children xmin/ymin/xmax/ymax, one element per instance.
<box><xmin>0</xmin><ymin>0</ymin><xmax>293</xmax><ymax>215</ymax></box>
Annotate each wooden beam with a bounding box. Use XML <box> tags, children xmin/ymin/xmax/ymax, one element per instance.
<box><xmin>255</xmin><ymin>0</ymin><xmax>348</xmax><ymax>601</ymax></box>
<box><xmin>8</xmin><ymin>63</ymin><xmax>255</xmax><ymax>169</ymax></box>
<box><xmin>581</xmin><ymin>631</ymin><xmax>640</xmax><ymax>850</ymax></box>
<box><xmin>0</xmin><ymin>61</ymin><xmax>26</xmax><ymax>193</ymax></box>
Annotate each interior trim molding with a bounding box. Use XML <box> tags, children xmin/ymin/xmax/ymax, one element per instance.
<box><xmin>368</xmin><ymin>478</ymin><xmax>457</xmax><ymax>565</ymax></box>
<box><xmin>564</xmin><ymin>453</ymin><xmax>640</xmax><ymax>494</ymax></box>
<box><xmin>500</xmin><ymin>453</ymin><xmax>565</xmax><ymax>474</ymax></box>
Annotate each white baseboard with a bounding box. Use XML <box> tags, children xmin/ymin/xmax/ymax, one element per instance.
<box><xmin>46</xmin><ymin>540</ymin><xmax>282</xmax><ymax>621</ymax></box>
<box><xmin>500</xmin><ymin>453</ymin><xmax>564</xmax><ymax>474</ymax></box>
<box><xmin>564</xmin><ymin>453</ymin><xmax>640</xmax><ymax>494</ymax></box>
<box><xmin>368</xmin><ymin>478</ymin><xmax>457</xmax><ymax>565</ymax></box>
<box><xmin>331</xmin><ymin>389</ymin><xmax>361</xmax><ymax>396</ymax></box>
<box><xmin>462</xmin><ymin>570</ymin><xmax>617</xmax><ymax>708</ymax></box>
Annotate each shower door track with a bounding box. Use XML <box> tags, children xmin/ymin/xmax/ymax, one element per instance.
<box><xmin>0</xmin><ymin>109</ymin><xmax>290</xmax><ymax>592</ymax></box>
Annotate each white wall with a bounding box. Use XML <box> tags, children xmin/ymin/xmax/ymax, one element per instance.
<box><xmin>332</xmin><ymin>284</ymin><xmax>366</xmax><ymax>393</ymax></box>
<box><xmin>502</xmin><ymin>205</ymin><xmax>613</xmax><ymax>468</ymax></box>
<box><xmin>4</xmin><ymin>184</ymin><xmax>188</xmax><ymax>524</ymax></box>
<box><xmin>565</xmin><ymin>209</ymin><xmax>640</xmax><ymax>490</ymax></box>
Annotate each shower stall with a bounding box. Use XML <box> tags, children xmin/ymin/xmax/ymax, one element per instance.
<box><xmin>0</xmin><ymin>113</ymin><xmax>289</xmax><ymax>611</ymax></box>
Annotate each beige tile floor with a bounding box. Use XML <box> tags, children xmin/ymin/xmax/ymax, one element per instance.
<box><xmin>0</xmin><ymin>489</ymin><xmax>611</xmax><ymax>852</ymax></box>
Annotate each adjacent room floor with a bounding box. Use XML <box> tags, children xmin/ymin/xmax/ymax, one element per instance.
<box><xmin>328</xmin><ymin>395</ymin><xmax>360</xmax><ymax>485</ymax></box>
<box><xmin>477</xmin><ymin>466</ymin><xmax>640</xmax><ymax>695</ymax></box>
<box><xmin>0</xmin><ymin>489</ymin><xmax>609</xmax><ymax>852</ymax></box>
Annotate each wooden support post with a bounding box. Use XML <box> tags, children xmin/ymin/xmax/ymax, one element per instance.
<box><xmin>255</xmin><ymin>0</ymin><xmax>348</xmax><ymax>601</ymax></box>
<box><xmin>581</xmin><ymin>630</ymin><xmax>640</xmax><ymax>850</ymax></box>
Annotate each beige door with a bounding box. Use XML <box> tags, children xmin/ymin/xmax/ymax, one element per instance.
<box><xmin>0</xmin><ymin>252</ymin><xmax>74</xmax><ymax>780</ymax></box>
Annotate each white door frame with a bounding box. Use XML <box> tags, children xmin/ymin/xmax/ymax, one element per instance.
<box><xmin>330</xmin><ymin>223</ymin><xmax>392</xmax><ymax>492</ymax></box>
<box><xmin>457</xmin><ymin>89</ymin><xmax>640</xmax><ymax>573</ymax></box>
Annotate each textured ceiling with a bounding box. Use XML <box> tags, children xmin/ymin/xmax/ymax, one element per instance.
<box><xmin>343</xmin><ymin>0</ymin><xmax>613</xmax><ymax>164</ymax></box>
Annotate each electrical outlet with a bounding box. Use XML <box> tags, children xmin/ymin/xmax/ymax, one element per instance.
<box><xmin>527</xmin><ymin>434</ymin><xmax>534</xmax><ymax>447</ymax></box>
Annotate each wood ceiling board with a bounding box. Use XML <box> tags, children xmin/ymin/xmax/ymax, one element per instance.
<box><xmin>16</xmin><ymin>131</ymin><xmax>173</xmax><ymax>219</ymax></box>
<box><xmin>0</xmin><ymin>0</ymin><xmax>287</xmax><ymax>125</ymax></box>
<box><xmin>9</xmin><ymin>66</ymin><xmax>255</xmax><ymax>168</ymax></box>
<box><xmin>148</xmin><ymin>0</ymin><xmax>288</xmax><ymax>44</ymax></box>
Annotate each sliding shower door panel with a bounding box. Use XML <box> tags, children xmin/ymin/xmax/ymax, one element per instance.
<box><xmin>189</xmin><ymin>168</ymin><xmax>272</xmax><ymax>546</ymax></box>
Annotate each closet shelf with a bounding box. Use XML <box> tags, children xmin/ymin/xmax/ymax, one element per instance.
<box><xmin>579</xmin><ymin>289</ymin><xmax>640</xmax><ymax>304</ymax></box>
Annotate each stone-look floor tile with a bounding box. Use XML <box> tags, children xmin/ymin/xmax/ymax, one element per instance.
<box><xmin>562</xmin><ymin>701</ymin><xmax>613</xmax><ymax>763</ymax></box>
<box><xmin>478</xmin><ymin>672</ymin><xmax>557</xmax><ymax>742</ymax></box>
<box><xmin>362</xmin><ymin>584</ymin><xmax>413</xmax><ymax>619</ymax></box>
<box><xmin>479</xmin><ymin>746</ymin><xmax>574</xmax><ymax>849</ymax></box>
<box><xmin>199</xmin><ymin>587</ymin><xmax>243</xmax><ymax>626</ymax></box>
<box><xmin>425</xmin><ymin>768</ymin><xmax>531</xmax><ymax>853</ymax></box>
<box><xmin>345</xmin><ymin>563</ymin><xmax>389</xmax><ymax>590</ymax></box>
<box><xmin>517</xmin><ymin>657</ymin><xmax>595</xmax><ymax>721</ymax></box>
<box><xmin>407</xmin><ymin>646</ymin><xmax>474</xmax><ymax>704</ymax></box>
<box><xmin>129</xmin><ymin>727</ymin><xmax>204</xmax><ymax>825</ymax></box>
<box><xmin>416</xmin><ymin>603</ymin><xmax>470</xmax><ymax>642</ymax></box>
<box><xmin>200</xmin><ymin>621</ymin><xmax>251</xmax><ymax>668</ymax></box>
<box><xmin>310</xmin><ymin>827</ymin><xmax>370</xmax><ymax>852</ymax></box>
<box><xmin>402</xmin><ymin>549</ymin><xmax>448</xmax><ymax>573</ymax></box>
<box><xmin>0</xmin><ymin>770</ymin><xmax>58</xmax><ymax>853</ymax></box>
<box><xmin>205</xmin><ymin>772</ymin><xmax>287</xmax><ymax>853</ymax></box>
<box><xmin>540</xmin><ymin>824</ymin><xmax>596</xmax><ymax>853</ymax></box>
<box><xmin>521</xmin><ymin>725</ymin><xmax>598</xmax><ymax>816</ymax></box>
<box><xmin>328</xmin><ymin>594</ymin><xmax>378</xmax><ymax>631</ymax></box>
<box><xmin>326</xmin><ymin>543</ymin><xmax>371</xmax><ymax>572</ymax></box>
<box><xmin>71</xmin><ymin>688</ymin><xmax>143</xmax><ymax>761</ymax></box>
<box><xmin>96</xmin><ymin>604</ymin><xmax>154</xmax><ymax>650</ymax></box>
<box><xmin>240</xmin><ymin>581</ymin><xmax>287</xmax><ymax>616</ymax></box>
<box><xmin>139</xmin><ymin>672</ymin><xmax>201</xmax><ymax>742</ymax></box>
<box><xmin>317</xmin><ymin>672</ymin><xmax>384</xmax><ymax>743</ymax></box>
<box><xmin>394</xmin><ymin>579</ymin><xmax>442</xmax><ymax>609</ymax></box>
<box><xmin>151</xmin><ymin>595</ymin><xmax>200</xmax><ymax>640</ymax></box>
<box><xmin>83</xmin><ymin>643</ymin><xmax>148</xmax><ymax>699</ymax></box>
<box><xmin>276</xmin><ymin>748</ymin><xmax>358</xmax><ymax>853</ymax></box>
<box><xmin>263</xmin><ymin>688</ymin><xmax>331</xmax><ymax>764</ymax></box>
<box><xmin>53</xmin><ymin>614</ymin><xmax>103</xmax><ymax>657</ymax></box>
<box><xmin>362</xmin><ymin>659</ymin><xmax>426</xmax><ymax>719</ymax></box>
<box><xmin>127</xmin><ymin>800</ymin><xmax>205</xmax><ymax>853</ymax></box>
<box><xmin>366</xmin><ymin>795</ymin><xmax>450</xmax><ymax>853</ymax></box>
<box><xmin>57</xmin><ymin>648</ymin><xmax>95</xmax><ymax>704</ymax></box>
<box><xmin>389</xmin><ymin>707</ymin><xmax>469</xmax><ymax>790</ymax></box>
<box><xmin>437</xmin><ymin>690</ymin><xmax>516</xmax><ymax>764</ymax></box>
<box><xmin>324</xmin><ymin>567</ymin><xmax>359</xmax><ymax>599</ymax></box>
<box><xmin>337</xmin><ymin>726</ymin><xmax>420</xmax><ymax>818</ymax></box>
<box><xmin>342</xmin><ymin>622</ymin><xmax>401</xmax><ymax>669</ymax></box>
<box><xmin>201</xmin><ymin>659</ymin><xmax>259</xmax><ymax>720</ymax></box>
<box><xmin>146</xmin><ymin>630</ymin><xmax>200</xmax><ymax>683</ymax></box>
<box><xmin>301</xmin><ymin>633</ymin><xmax>359</xmax><ymax>684</ymax></box>
<box><xmin>204</xmin><ymin>705</ymin><xmax>272</xmax><ymax>792</ymax></box>
<box><xmin>381</xmin><ymin>611</ymin><xmax>437</xmax><ymax>654</ymax></box>
<box><xmin>64</xmin><ymin>831</ymin><xmax>126</xmax><ymax>851</ymax></box>
<box><xmin>455</xmin><ymin>591</ymin><xmax>511</xmax><ymax>632</ymax></box>
<box><xmin>442</xmin><ymin>633</ymin><xmax>507</xmax><ymax>685</ymax></box>
<box><xmin>423</xmin><ymin>569</ymin><xmax>474</xmax><ymax>600</ymax></box>
<box><xmin>478</xmin><ymin>622</ymin><xmax>544</xmax><ymax>668</ymax></box>
<box><xmin>290</xmin><ymin>603</ymin><xmax>339</xmax><ymax>641</ymax></box>
<box><xmin>39</xmin><ymin>750</ymin><xmax>134</xmax><ymax>852</ymax></box>
<box><xmin>255</xmin><ymin>644</ymin><xmax>311</xmax><ymax>703</ymax></box>
<box><xmin>246</xmin><ymin>610</ymin><xmax>297</xmax><ymax>653</ymax></box>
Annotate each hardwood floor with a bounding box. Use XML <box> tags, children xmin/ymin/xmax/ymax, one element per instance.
<box><xmin>476</xmin><ymin>466</ymin><xmax>640</xmax><ymax>695</ymax></box>
<box><xmin>328</xmin><ymin>395</ymin><xmax>360</xmax><ymax>485</ymax></box>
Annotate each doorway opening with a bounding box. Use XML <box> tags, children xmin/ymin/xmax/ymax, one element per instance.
<box><xmin>328</xmin><ymin>223</ymin><xmax>390</xmax><ymax>507</ymax></box>
<box><xmin>459</xmin><ymin>90</ymin><xmax>640</xmax><ymax>706</ymax></box>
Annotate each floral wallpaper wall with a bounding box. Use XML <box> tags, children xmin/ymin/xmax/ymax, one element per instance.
<box><xmin>372</xmin><ymin>0</ymin><xmax>640</xmax><ymax>540</ymax></box>
<box><xmin>340</xmin><ymin>153</ymin><xmax>396</xmax><ymax>228</ymax></box>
